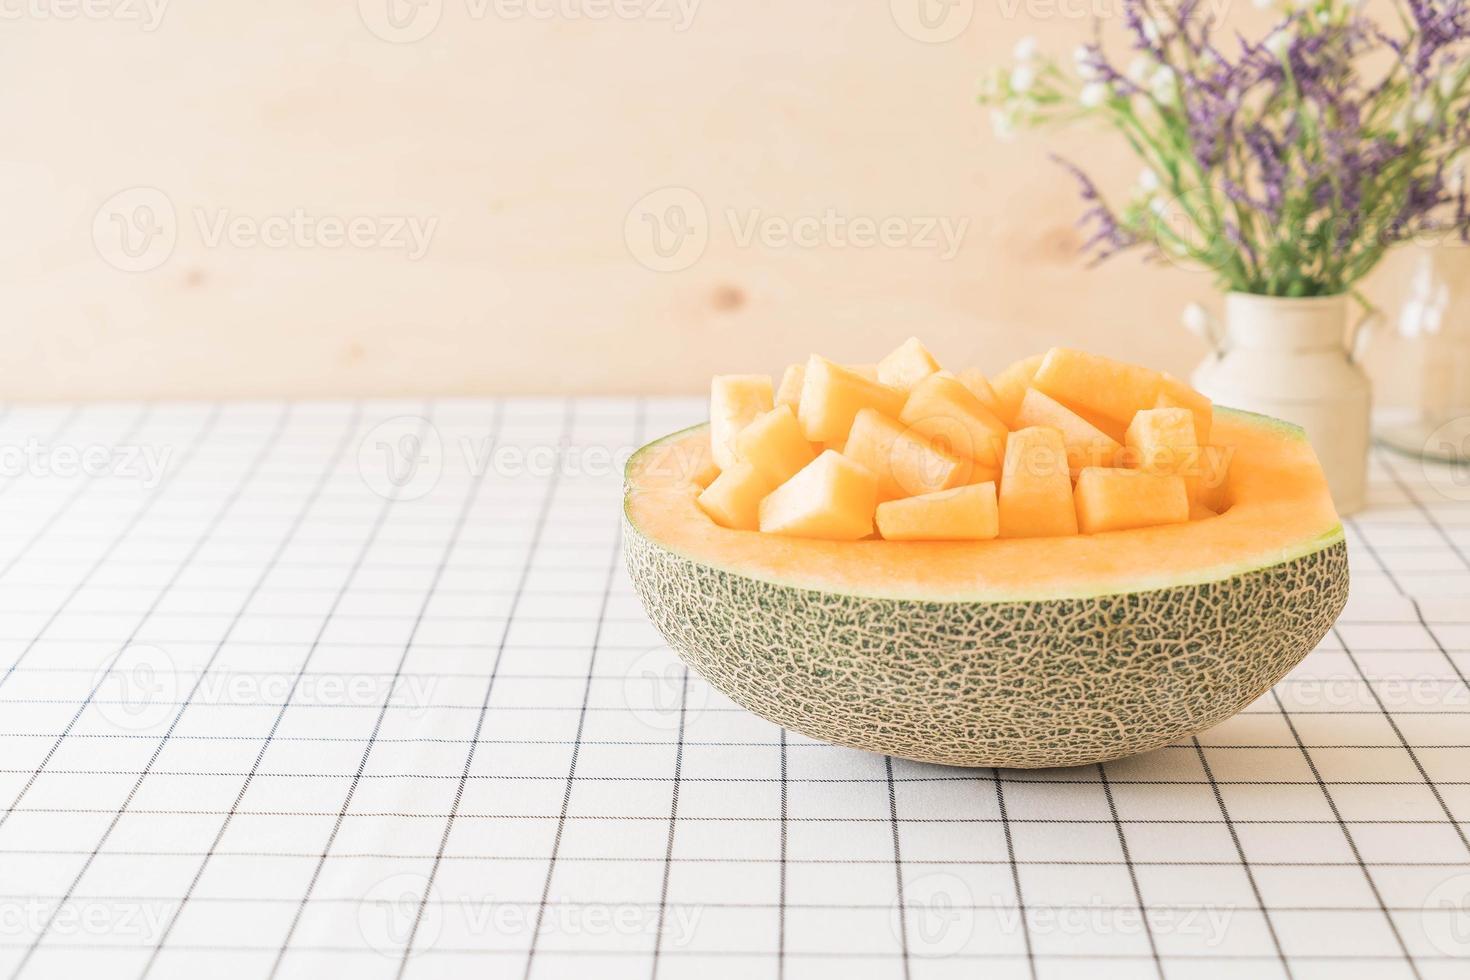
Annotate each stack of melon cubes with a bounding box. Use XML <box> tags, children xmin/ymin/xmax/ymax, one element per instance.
<box><xmin>697</xmin><ymin>340</ymin><xmax>1228</xmax><ymax>542</ymax></box>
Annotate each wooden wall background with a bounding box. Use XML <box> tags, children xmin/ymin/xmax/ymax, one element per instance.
<box><xmin>0</xmin><ymin>0</ymin><xmax>1433</xmax><ymax>400</ymax></box>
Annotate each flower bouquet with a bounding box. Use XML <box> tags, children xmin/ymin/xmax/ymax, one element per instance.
<box><xmin>980</xmin><ymin>0</ymin><xmax>1470</xmax><ymax>299</ymax></box>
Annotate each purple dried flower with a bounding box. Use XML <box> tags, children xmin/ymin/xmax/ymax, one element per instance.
<box><xmin>1051</xmin><ymin>154</ymin><xmax>1138</xmax><ymax>264</ymax></box>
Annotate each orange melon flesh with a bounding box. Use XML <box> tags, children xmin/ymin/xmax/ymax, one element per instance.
<box><xmin>998</xmin><ymin>426</ymin><xmax>1077</xmax><ymax>538</ymax></box>
<box><xmin>1012</xmin><ymin>388</ymin><xmax>1123</xmax><ymax>478</ymax></box>
<box><xmin>876</xmin><ymin>338</ymin><xmax>941</xmax><ymax>390</ymax></box>
<box><xmin>1126</xmin><ymin>408</ymin><xmax>1231</xmax><ymax>511</ymax></box>
<box><xmin>736</xmin><ymin>405</ymin><xmax>816</xmax><ymax>484</ymax></box>
<box><xmin>956</xmin><ymin>368</ymin><xmax>1003</xmax><ymax>418</ymax></box>
<box><xmin>1033</xmin><ymin>348</ymin><xmax>1163</xmax><ymax>429</ymax></box>
<box><xmin>710</xmin><ymin>375</ymin><xmax>774</xmax><ymax>471</ymax></box>
<box><xmin>759</xmin><ymin>450</ymin><xmax>878</xmax><ymax>541</ymax></box>
<box><xmin>1157</xmin><ymin>374</ymin><xmax>1214</xmax><ymax>446</ymax></box>
<box><xmin>797</xmin><ymin>357</ymin><xmax>906</xmax><ymax>444</ymax></box>
<box><xmin>626</xmin><ymin>409</ymin><xmax>1340</xmax><ymax>601</ymax></box>
<box><xmin>1189</xmin><ymin>500</ymin><xmax>1219</xmax><ymax>520</ymax></box>
<box><xmin>696</xmin><ymin>461</ymin><xmax>775</xmax><ymax>531</ymax></box>
<box><xmin>989</xmin><ymin>354</ymin><xmax>1044</xmax><ymax>425</ymax></box>
<box><xmin>1125</xmin><ymin>407</ymin><xmax>1197</xmax><ymax>470</ymax></box>
<box><xmin>899</xmin><ymin>374</ymin><xmax>1008</xmax><ymax>469</ymax></box>
<box><xmin>876</xmin><ymin>482</ymin><xmax>999</xmax><ymax>541</ymax></box>
<box><xmin>842</xmin><ymin>409</ymin><xmax>965</xmax><ymax>502</ymax></box>
<box><xmin>775</xmin><ymin>364</ymin><xmax>805</xmax><ymax>410</ymax></box>
<box><xmin>1192</xmin><ymin>448</ymin><xmax>1233</xmax><ymax>512</ymax></box>
<box><xmin>1074</xmin><ymin>468</ymin><xmax>1189</xmax><ymax>534</ymax></box>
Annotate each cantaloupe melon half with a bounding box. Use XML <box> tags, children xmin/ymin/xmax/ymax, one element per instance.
<box><xmin>623</xmin><ymin>408</ymin><xmax>1347</xmax><ymax>768</ymax></box>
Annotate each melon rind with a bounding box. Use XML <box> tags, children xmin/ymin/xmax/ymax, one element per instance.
<box><xmin>624</xmin><ymin>518</ymin><xmax>1347</xmax><ymax>768</ymax></box>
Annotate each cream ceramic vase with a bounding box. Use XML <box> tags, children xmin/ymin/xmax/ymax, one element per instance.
<box><xmin>1190</xmin><ymin>292</ymin><xmax>1374</xmax><ymax>515</ymax></box>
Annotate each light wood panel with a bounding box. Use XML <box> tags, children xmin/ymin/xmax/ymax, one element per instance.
<box><xmin>0</xmin><ymin>1</ymin><xmax>1421</xmax><ymax>399</ymax></box>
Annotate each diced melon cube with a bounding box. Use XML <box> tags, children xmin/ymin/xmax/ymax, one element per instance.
<box><xmin>697</xmin><ymin>461</ymin><xmax>776</xmax><ymax>531</ymax></box>
<box><xmin>956</xmin><ymin>368</ymin><xmax>1003</xmax><ymax>418</ymax></box>
<box><xmin>1012</xmin><ymin>387</ymin><xmax>1123</xmax><ymax>478</ymax></box>
<box><xmin>735</xmin><ymin>405</ymin><xmax>817</xmax><ymax>484</ymax></box>
<box><xmin>1123</xmin><ymin>407</ymin><xmax>1231</xmax><ymax>510</ymax></box>
<box><xmin>899</xmin><ymin>374</ymin><xmax>1009</xmax><ymax>469</ymax></box>
<box><xmin>998</xmin><ymin>426</ymin><xmax>1077</xmax><ymax>538</ymax></box>
<box><xmin>797</xmin><ymin>357</ymin><xmax>906</xmax><ymax>444</ymax></box>
<box><xmin>876</xmin><ymin>482</ymin><xmax>999</xmax><ymax>541</ymax></box>
<box><xmin>775</xmin><ymin>363</ymin><xmax>806</xmax><ymax>410</ymax></box>
<box><xmin>1155</xmin><ymin>374</ymin><xmax>1213</xmax><ymax>446</ymax></box>
<box><xmin>842</xmin><ymin>408</ymin><xmax>966</xmax><ymax>502</ymax></box>
<box><xmin>1074</xmin><ymin>467</ymin><xmax>1189</xmax><ymax>534</ymax></box>
<box><xmin>876</xmin><ymin>337</ymin><xmax>941</xmax><ymax>390</ymax></box>
<box><xmin>1032</xmin><ymin>347</ymin><xmax>1164</xmax><ymax>429</ymax></box>
<box><xmin>989</xmin><ymin>353</ymin><xmax>1045</xmax><ymax>425</ymax></box>
<box><xmin>1124</xmin><ymin>407</ymin><xmax>1198</xmax><ymax>472</ymax></box>
<box><xmin>688</xmin><ymin>451</ymin><xmax>720</xmax><ymax>488</ymax></box>
<box><xmin>964</xmin><ymin>463</ymin><xmax>1001</xmax><ymax>488</ymax></box>
<box><xmin>847</xmin><ymin>363</ymin><xmax>880</xmax><ymax>381</ymax></box>
<box><xmin>759</xmin><ymin>451</ymin><xmax>878</xmax><ymax>541</ymax></box>
<box><xmin>710</xmin><ymin>374</ymin><xmax>774</xmax><ymax>471</ymax></box>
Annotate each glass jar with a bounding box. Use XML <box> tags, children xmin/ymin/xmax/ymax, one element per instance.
<box><xmin>1376</xmin><ymin>244</ymin><xmax>1470</xmax><ymax>463</ymax></box>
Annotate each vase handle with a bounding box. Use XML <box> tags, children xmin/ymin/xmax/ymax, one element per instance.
<box><xmin>1350</xmin><ymin>310</ymin><xmax>1380</xmax><ymax>364</ymax></box>
<box><xmin>1181</xmin><ymin>302</ymin><xmax>1225</xmax><ymax>356</ymax></box>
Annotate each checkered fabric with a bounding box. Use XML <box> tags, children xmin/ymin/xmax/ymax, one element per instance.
<box><xmin>0</xmin><ymin>398</ymin><xmax>1464</xmax><ymax>980</ymax></box>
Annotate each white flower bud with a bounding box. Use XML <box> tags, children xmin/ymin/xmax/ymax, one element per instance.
<box><xmin>1011</xmin><ymin>65</ymin><xmax>1036</xmax><ymax>93</ymax></box>
<box><xmin>1413</xmin><ymin>99</ymin><xmax>1435</xmax><ymax>124</ymax></box>
<box><xmin>1138</xmin><ymin>168</ymin><xmax>1161</xmax><ymax>193</ymax></box>
<box><xmin>1150</xmin><ymin>65</ymin><xmax>1177</xmax><ymax>104</ymax></box>
<box><xmin>1014</xmin><ymin>36</ymin><xmax>1038</xmax><ymax>61</ymax></box>
<box><xmin>1080</xmin><ymin>82</ymin><xmax>1109</xmax><ymax>108</ymax></box>
<box><xmin>1127</xmin><ymin>55</ymin><xmax>1151</xmax><ymax>82</ymax></box>
<box><xmin>1265</xmin><ymin>32</ymin><xmax>1292</xmax><ymax>60</ymax></box>
<box><xmin>990</xmin><ymin>108</ymin><xmax>1018</xmax><ymax>142</ymax></box>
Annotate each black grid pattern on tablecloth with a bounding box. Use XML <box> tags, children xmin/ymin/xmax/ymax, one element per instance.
<box><xmin>0</xmin><ymin>397</ymin><xmax>1464</xmax><ymax>980</ymax></box>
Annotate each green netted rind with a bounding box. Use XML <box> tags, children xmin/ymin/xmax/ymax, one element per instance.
<box><xmin>623</xmin><ymin>520</ymin><xmax>1348</xmax><ymax>768</ymax></box>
